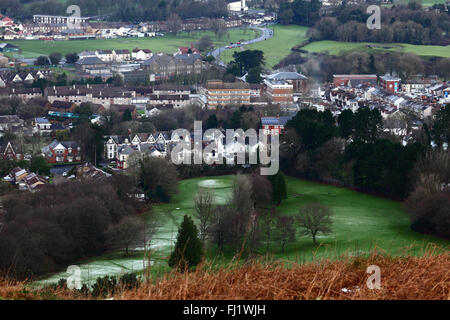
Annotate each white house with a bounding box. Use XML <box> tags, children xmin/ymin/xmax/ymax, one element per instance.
<box><xmin>227</xmin><ymin>0</ymin><xmax>248</xmax><ymax>12</ymax></box>
<box><xmin>131</xmin><ymin>48</ymin><xmax>153</xmax><ymax>61</ymax></box>
<box><xmin>112</xmin><ymin>49</ymin><xmax>131</xmax><ymax>62</ymax></box>
<box><xmin>96</xmin><ymin>50</ymin><xmax>114</xmax><ymax>62</ymax></box>
<box><xmin>33</xmin><ymin>117</ymin><xmax>52</xmax><ymax>135</ymax></box>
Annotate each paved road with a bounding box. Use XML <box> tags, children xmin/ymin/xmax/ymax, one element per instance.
<box><xmin>209</xmin><ymin>24</ymin><xmax>274</xmax><ymax>67</ymax></box>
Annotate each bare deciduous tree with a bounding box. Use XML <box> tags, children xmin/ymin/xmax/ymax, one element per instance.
<box><xmin>274</xmin><ymin>215</ymin><xmax>296</xmax><ymax>253</ymax></box>
<box><xmin>107</xmin><ymin>216</ymin><xmax>143</xmax><ymax>255</ymax></box>
<box><xmin>194</xmin><ymin>189</ymin><xmax>215</xmax><ymax>245</ymax></box>
<box><xmin>167</xmin><ymin>13</ymin><xmax>182</xmax><ymax>35</ymax></box>
<box><xmin>297</xmin><ymin>203</ymin><xmax>333</xmax><ymax>245</ymax></box>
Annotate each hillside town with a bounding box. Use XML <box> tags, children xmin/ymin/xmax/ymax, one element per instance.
<box><xmin>0</xmin><ymin>63</ymin><xmax>448</xmax><ymax>180</ymax></box>
<box><xmin>0</xmin><ymin>9</ymin><xmax>275</xmax><ymax>42</ymax></box>
<box><xmin>0</xmin><ymin>0</ymin><xmax>448</xmax><ymax>305</ymax></box>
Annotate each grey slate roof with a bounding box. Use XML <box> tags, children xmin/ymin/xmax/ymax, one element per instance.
<box><xmin>266</xmin><ymin>72</ymin><xmax>307</xmax><ymax>81</ymax></box>
<box><xmin>76</xmin><ymin>57</ymin><xmax>107</xmax><ymax>65</ymax></box>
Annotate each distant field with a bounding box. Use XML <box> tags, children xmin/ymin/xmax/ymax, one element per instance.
<box><xmin>302</xmin><ymin>40</ymin><xmax>450</xmax><ymax>58</ymax></box>
<box><xmin>384</xmin><ymin>0</ymin><xmax>447</xmax><ymax>7</ymax></box>
<box><xmin>404</xmin><ymin>0</ymin><xmax>447</xmax><ymax>6</ymax></box>
<box><xmin>221</xmin><ymin>25</ymin><xmax>310</xmax><ymax>69</ymax></box>
<box><xmin>4</xmin><ymin>28</ymin><xmax>259</xmax><ymax>58</ymax></box>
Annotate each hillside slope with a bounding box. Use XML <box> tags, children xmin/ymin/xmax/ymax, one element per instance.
<box><xmin>1</xmin><ymin>248</ymin><xmax>448</xmax><ymax>300</ymax></box>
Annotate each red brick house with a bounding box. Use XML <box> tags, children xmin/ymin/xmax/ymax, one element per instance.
<box><xmin>41</xmin><ymin>140</ymin><xmax>81</xmax><ymax>164</ymax></box>
<box><xmin>176</xmin><ymin>44</ymin><xmax>201</xmax><ymax>55</ymax></box>
<box><xmin>380</xmin><ymin>75</ymin><xmax>401</xmax><ymax>93</ymax></box>
<box><xmin>332</xmin><ymin>74</ymin><xmax>378</xmax><ymax>87</ymax></box>
<box><xmin>261</xmin><ymin>116</ymin><xmax>294</xmax><ymax>135</ymax></box>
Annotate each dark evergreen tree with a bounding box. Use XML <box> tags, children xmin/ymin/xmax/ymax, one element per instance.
<box><xmin>34</xmin><ymin>56</ymin><xmax>50</xmax><ymax>66</ymax></box>
<box><xmin>49</xmin><ymin>52</ymin><xmax>62</xmax><ymax>65</ymax></box>
<box><xmin>122</xmin><ymin>108</ymin><xmax>133</xmax><ymax>122</ymax></box>
<box><xmin>431</xmin><ymin>104</ymin><xmax>450</xmax><ymax>149</ymax></box>
<box><xmin>168</xmin><ymin>215</ymin><xmax>203</xmax><ymax>272</ymax></box>
<box><xmin>228</xmin><ymin>110</ymin><xmax>242</xmax><ymax>129</ymax></box>
<box><xmin>353</xmin><ymin>107</ymin><xmax>382</xmax><ymax>143</ymax></box>
<box><xmin>269</xmin><ymin>171</ymin><xmax>288</xmax><ymax>205</ymax></box>
<box><xmin>65</xmin><ymin>53</ymin><xmax>79</xmax><ymax>64</ymax></box>
<box><xmin>206</xmin><ymin>114</ymin><xmax>219</xmax><ymax>129</ymax></box>
<box><xmin>286</xmin><ymin>109</ymin><xmax>337</xmax><ymax>150</ymax></box>
<box><xmin>246</xmin><ymin>67</ymin><xmax>262</xmax><ymax>84</ymax></box>
<box><xmin>232</xmin><ymin>50</ymin><xmax>265</xmax><ymax>76</ymax></box>
<box><xmin>29</xmin><ymin>156</ymin><xmax>51</xmax><ymax>175</ymax></box>
<box><xmin>337</xmin><ymin>109</ymin><xmax>354</xmax><ymax>139</ymax></box>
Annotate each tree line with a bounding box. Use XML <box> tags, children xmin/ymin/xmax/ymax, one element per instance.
<box><xmin>0</xmin><ymin>0</ymin><xmax>228</xmax><ymax>22</ymax></box>
<box><xmin>0</xmin><ymin>177</ymin><xmax>147</xmax><ymax>279</ymax></box>
<box><xmin>280</xmin><ymin>105</ymin><xmax>449</xmax><ymax>238</ymax></box>
<box><xmin>280</xmin><ymin>1</ymin><xmax>450</xmax><ymax>46</ymax></box>
<box><xmin>302</xmin><ymin>51</ymin><xmax>450</xmax><ymax>82</ymax></box>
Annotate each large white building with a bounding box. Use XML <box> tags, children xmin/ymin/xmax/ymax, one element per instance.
<box><xmin>33</xmin><ymin>14</ymin><xmax>90</xmax><ymax>25</ymax></box>
<box><xmin>227</xmin><ymin>0</ymin><xmax>248</xmax><ymax>13</ymax></box>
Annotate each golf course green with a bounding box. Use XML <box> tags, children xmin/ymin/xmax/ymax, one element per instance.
<box><xmin>36</xmin><ymin>174</ymin><xmax>448</xmax><ymax>287</ymax></box>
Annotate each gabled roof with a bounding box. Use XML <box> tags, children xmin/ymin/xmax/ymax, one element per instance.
<box><xmin>114</xmin><ymin>49</ymin><xmax>130</xmax><ymax>54</ymax></box>
<box><xmin>154</xmin><ymin>131</ymin><xmax>170</xmax><ymax>140</ymax></box>
<box><xmin>142</xmin><ymin>54</ymin><xmax>173</xmax><ymax>66</ymax></box>
<box><xmin>107</xmin><ymin>135</ymin><xmax>128</xmax><ymax>144</ymax></box>
<box><xmin>118</xmin><ymin>144</ymin><xmax>138</xmax><ymax>155</ymax></box>
<box><xmin>0</xmin><ymin>115</ymin><xmax>22</xmax><ymax>124</ymax></box>
<box><xmin>35</xmin><ymin>117</ymin><xmax>50</xmax><ymax>124</ymax></box>
<box><xmin>0</xmin><ymin>141</ymin><xmax>22</xmax><ymax>154</ymax></box>
<box><xmin>133</xmin><ymin>133</ymin><xmax>151</xmax><ymax>142</ymax></box>
<box><xmin>174</xmin><ymin>53</ymin><xmax>202</xmax><ymax>65</ymax></box>
<box><xmin>380</xmin><ymin>75</ymin><xmax>401</xmax><ymax>81</ymax></box>
<box><xmin>76</xmin><ymin>57</ymin><xmax>107</xmax><ymax>65</ymax></box>
<box><xmin>178</xmin><ymin>46</ymin><xmax>200</xmax><ymax>55</ymax></box>
<box><xmin>42</xmin><ymin>140</ymin><xmax>79</xmax><ymax>157</ymax></box>
<box><xmin>266</xmin><ymin>72</ymin><xmax>307</xmax><ymax>81</ymax></box>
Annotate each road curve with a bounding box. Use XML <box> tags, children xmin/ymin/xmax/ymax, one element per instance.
<box><xmin>208</xmin><ymin>24</ymin><xmax>274</xmax><ymax>67</ymax></box>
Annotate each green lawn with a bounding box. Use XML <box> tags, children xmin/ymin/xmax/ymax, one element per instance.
<box><xmin>35</xmin><ymin>174</ymin><xmax>448</xmax><ymax>287</ymax></box>
<box><xmin>160</xmin><ymin>175</ymin><xmax>447</xmax><ymax>262</ymax></box>
<box><xmin>383</xmin><ymin>0</ymin><xmax>447</xmax><ymax>7</ymax></box>
<box><xmin>221</xmin><ymin>25</ymin><xmax>310</xmax><ymax>69</ymax></box>
<box><xmin>5</xmin><ymin>29</ymin><xmax>259</xmax><ymax>59</ymax></box>
<box><xmin>274</xmin><ymin>176</ymin><xmax>448</xmax><ymax>261</ymax></box>
<box><xmin>302</xmin><ymin>40</ymin><xmax>450</xmax><ymax>58</ymax></box>
<box><xmin>420</xmin><ymin>0</ymin><xmax>448</xmax><ymax>5</ymax></box>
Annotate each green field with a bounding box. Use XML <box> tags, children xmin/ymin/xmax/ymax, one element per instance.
<box><xmin>5</xmin><ymin>29</ymin><xmax>259</xmax><ymax>59</ymax></box>
<box><xmin>302</xmin><ymin>40</ymin><xmax>450</xmax><ymax>58</ymax></box>
<box><xmin>35</xmin><ymin>174</ymin><xmax>448</xmax><ymax>286</ymax></box>
<box><xmin>221</xmin><ymin>25</ymin><xmax>310</xmax><ymax>69</ymax></box>
<box><xmin>383</xmin><ymin>0</ymin><xmax>448</xmax><ymax>7</ymax></box>
<box><xmin>395</xmin><ymin>0</ymin><xmax>447</xmax><ymax>6</ymax></box>
<box><xmin>420</xmin><ymin>0</ymin><xmax>448</xmax><ymax>5</ymax></box>
<box><xmin>158</xmin><ymin>175</ymin><xmax>448</xmax><ymax>262</ymax></box>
